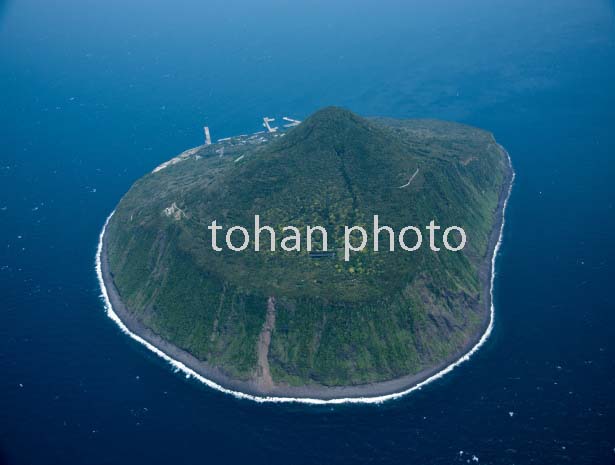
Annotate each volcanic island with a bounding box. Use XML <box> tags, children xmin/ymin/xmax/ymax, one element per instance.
<box><xmin>98</xmin><ymin>107</ymin><xmax>513</xmax><ymax>401</ymax></box>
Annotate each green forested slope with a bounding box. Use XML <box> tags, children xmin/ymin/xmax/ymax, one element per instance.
<box><xmin>105</xmin><ymin>107</ymin><xmax>509</xmax><ymax>386</ymax></box>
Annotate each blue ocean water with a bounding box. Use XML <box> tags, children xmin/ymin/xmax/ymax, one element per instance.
<box><xmin>1</xmin><ymin>0</ymin><xmax>614</xmax><ymax>463</ymax></box>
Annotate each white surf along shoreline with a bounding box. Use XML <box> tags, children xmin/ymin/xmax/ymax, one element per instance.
<box><xmin>95</xmin><ymin>149</ymin><xmax>514</xmax><ymax>405</ymax></box>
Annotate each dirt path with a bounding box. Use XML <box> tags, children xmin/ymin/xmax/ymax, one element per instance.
<box><xmin>256</xmin><ymin>296</ymin><xmax>276</xmax><ymax>389</ymax></box>
<box><xmin>398</xmin><ymin>168</ymin><xmax>419</xmax><ymax>188</ymax></box>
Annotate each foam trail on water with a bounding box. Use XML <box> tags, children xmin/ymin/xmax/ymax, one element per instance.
<box><xmin>95</xmin><ymin>154</ymin><xmax>514</xmax><ymax>405</ymax></box>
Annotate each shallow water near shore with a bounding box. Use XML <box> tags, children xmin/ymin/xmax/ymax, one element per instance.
<box><xmin>2</xmin><ymin>0</ymin><xmax>615</xmax><ymax>463</ymax></box>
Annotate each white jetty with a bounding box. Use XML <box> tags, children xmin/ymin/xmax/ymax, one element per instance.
<box><xmin>263</xmin><ymin>117</ymin><xmax>278</xmax><ymax>133</ymax></box>
<box><xmin>282</xmin><ymin>116</ymin><xmax>301</xmax><ymax>128</ymax></box>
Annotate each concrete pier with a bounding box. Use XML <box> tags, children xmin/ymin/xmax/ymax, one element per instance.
<box><xmin>282</xmin><ymin>116</ymin><xmax>301</xmax><ymax>127</ymax></box>
<box><xmin>263</xmin><ymin>117</ymin><xmax>278</xmax><ymax>133</ymax></box>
